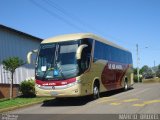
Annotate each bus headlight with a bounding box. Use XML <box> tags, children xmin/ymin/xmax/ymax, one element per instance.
<box><xmin>76</xmin><ymin>79</ymin><xmax>81</xmax><ymax>83</ymax></box>
<box><xmin>67</xmin><ymin>80</ymin><xmax>81</xmax><ymax>87</ymax></box>
<box><xmin>36</xmin><ymin>84</ymin><xmax>41</xmax><ymax>88</ymax></box>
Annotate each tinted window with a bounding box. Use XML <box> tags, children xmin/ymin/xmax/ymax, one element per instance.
<box><xmin>94</xmin><ymin>40</ymin><xmax>132</xmax><ymax>64</ymax></box>
<box><xmin>78</xmin><ymin>38</ymin><xmax>93</xmax><ymax>73</ymax></box>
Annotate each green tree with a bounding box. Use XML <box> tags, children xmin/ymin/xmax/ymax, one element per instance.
<box><xmin>2</xmin><ymin>57</ymin><xmax>24</xmax><ymax>99</ymax></box>
<box><xmin>133</xmin><ymin>68</ymin><xmax>137</xmax><ymax>75</ymax></box>
<box><xmin>140</xmin><ymin>65</ymin><xmax>149</xmax><ymax>74</ymax></box>
<box><xmin>140</xmin><ymin>65</ymin><xmax>154</xmax><ymax>79</ymax></box>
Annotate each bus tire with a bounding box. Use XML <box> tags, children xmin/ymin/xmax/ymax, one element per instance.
<box><xmin>92</xmin><ymin>81</ymin><xmax>100</xmax><ymax>100</ymax></box>
<box><xmin>124</xmin><ymin>78</ymin><xmax>128</xmax><ymax>91</ymax></box>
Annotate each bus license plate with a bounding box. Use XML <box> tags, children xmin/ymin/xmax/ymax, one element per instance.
<box><xmin>50</xmin><ymin>91</ymin><xmax>58</xmax><ymax>96</ymax></box>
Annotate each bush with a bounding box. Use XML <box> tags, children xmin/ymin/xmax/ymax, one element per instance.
<box><xmin>20</xmin><ymin>79</ymin><xmax>36</xmax><ymax>98</ymax></box>
<box><xmin>134</xmin><ymin>75</ymin><xmax>138</xmax><ymax>83</ymax></box>
<box><xmin>156</xmin><ymin>69</ymin><xmax>160</xmax><ymax>78</ymax></box>
<box><xmin>134</xmin><ymin>75</ymin><xmax>142</xmax><ymax>83</ymax></box>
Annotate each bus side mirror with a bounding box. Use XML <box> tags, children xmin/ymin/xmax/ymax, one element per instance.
<box><xmin>27</xmin><ymin>49</ymin><xmax>38</xmax><ymax>64</ymax></box>
<box><xmin>76</xmin><ymin>44</ymin><xmax>88</xmax><ymax>60</ymax></box>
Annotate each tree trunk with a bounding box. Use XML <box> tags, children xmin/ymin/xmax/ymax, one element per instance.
<box><xmin>10</xmin><ymin>72</ymin><xmax>14</xmax><ymax>99</ymax></box>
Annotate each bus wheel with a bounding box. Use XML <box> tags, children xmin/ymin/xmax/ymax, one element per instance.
<box><xmin>124</xmin><ymin>79</ymin><xmax>128</xmax><ymax>91</ymax></box>
<box><xmin>93</xmin><ymin>83</ymin><xmax>100</xmax><ymax>100</ymax></box>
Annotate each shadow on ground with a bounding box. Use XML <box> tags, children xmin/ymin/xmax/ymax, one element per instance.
<box><xmin>41</xmin><ymin>87</ymin><xmax>134</xmax><ymax>107</ymax></box>
<box><xmin>101</xmin><ymin>87</ymin><xmax>133</xmax><ymax>98</ymax></box>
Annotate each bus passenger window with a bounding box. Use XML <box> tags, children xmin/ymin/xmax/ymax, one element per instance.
<box><xmin>78</xmin><ymin>38</ymin><xmax>93</xmax><ymax>73</ymax></box>
<box><xmin>79</xmin><ymin>48</ymin><xmax>90</xmax><ymax>72</ymax></box>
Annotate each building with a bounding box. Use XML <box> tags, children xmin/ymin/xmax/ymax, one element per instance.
<box><xmin>0</xmin><ymin>24</ymin><xmax>42</xmax><ymax>98</ymax></box>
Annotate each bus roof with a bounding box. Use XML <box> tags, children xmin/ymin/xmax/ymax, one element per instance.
<box><xmin>42</xmin><ymin>33</ymin><xmax>130</xmax><ymax>52</ymax></box>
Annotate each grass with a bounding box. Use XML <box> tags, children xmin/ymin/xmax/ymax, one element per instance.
<box><xmin>0</xmin><ymin>96</ymin><xmax>53</xmax><ymax>112</ymax></box>
<box><xmin>0</xmin><ymin>98</ymin><xmax>9</xmax><ymax>102</ymax></box>
<box><xmin>142</xmin><ymin>78</ymin><xmax>160</xmax><ymax>83</ymax></box>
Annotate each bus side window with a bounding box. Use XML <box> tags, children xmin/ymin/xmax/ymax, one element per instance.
<box><xmin>79</xmin><ymin>38</ymin><xmax>93</xmax><ymax>73</ymax></box>
<box><xmin>80</xmin><ymin>48</ymin><xmax>89</xmax><ymax>71</ymax></box>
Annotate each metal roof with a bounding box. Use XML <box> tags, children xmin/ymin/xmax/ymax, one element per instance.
<box><xmin>0</xmin><ymin>24</ymin><xmax>42</xmax><ymax>41</ymax></box>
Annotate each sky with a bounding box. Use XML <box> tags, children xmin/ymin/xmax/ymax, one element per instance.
<box><xmin>0</xmin><ymin>0</ymin><xmax>160</xmax><ymax>68</ymax></box>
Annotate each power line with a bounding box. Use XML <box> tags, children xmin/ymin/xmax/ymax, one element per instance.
<box><xmin>43</xmin><ymin>0</ymin><xmax>137</xmax><ymax>46</ymax></box>
<box><xmin>43</xmin><ymin>0</ymin><xmax>103</xmax><ymax>35</ymax></box>
<box><xmin>29</xmin><ymin>0</ymin><xmax>137</xmax><ymax>47</ymax></box>
<box><xmin>29</xmin><ymin>0</ymin><xmax>86</xmax><ymax>32</ymax></box>
<box><xmin>139</xmin><ymin>47</ymin><xmax>160</xmax><ymax>51</ymax></box>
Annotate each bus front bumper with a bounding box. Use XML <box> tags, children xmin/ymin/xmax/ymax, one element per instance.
<box><xmin>35</xmin><ymin>83</ymin><xmax>82</xmax><ymax>97</ymax></box>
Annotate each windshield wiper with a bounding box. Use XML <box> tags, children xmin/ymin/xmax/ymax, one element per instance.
<box><xmin>53</xmin><ymin>44</ymin><xmax>66</xmax><ymax>80</ymax></box>
<box><xmin>56</xmin><ymin>62</ymin><xmax>66</xmax><ymax>80</ymax></box>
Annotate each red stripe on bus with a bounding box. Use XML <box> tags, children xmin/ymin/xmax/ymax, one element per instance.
<box><xmin>36</xmin><ymin>77</ymin><xmax>76</xmax><ymax>86</ymax></box>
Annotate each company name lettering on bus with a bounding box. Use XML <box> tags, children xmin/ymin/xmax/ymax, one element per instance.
<box><xmin>61</xmin><ymin>82</ymin><xmax>67</xmax><ymax>85</ymax></box>
<box><xmin>42</xmin><ymin>83</ymin><xmax>56</xmax><ymax>86</ymax></box>
<box><xmin>108</xmin><ymin>64</ymin><xmax>123</xmax><ymax>70</ymax></box>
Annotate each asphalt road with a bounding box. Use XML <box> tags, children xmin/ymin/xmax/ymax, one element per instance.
<box><xmin>5</xmin><ymin>83</ymin><xmax>160</xmax><ymax>120</ymax></box>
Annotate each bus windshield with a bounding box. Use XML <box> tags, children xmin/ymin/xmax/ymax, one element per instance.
<box><xmin>35</xmin><ymin>40</ymin><xmax>79</xmax><ymax>80</ymax></box>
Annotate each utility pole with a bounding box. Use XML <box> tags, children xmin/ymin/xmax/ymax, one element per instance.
<box><xmin>136</xmin><ymin>44</ymin><xmax>140</xmax><ymax>82</ymax></box>
<box><xmin>154</xmin><ymin>60</ymin><xmax>156</xmax><ymax>78</ymax></box>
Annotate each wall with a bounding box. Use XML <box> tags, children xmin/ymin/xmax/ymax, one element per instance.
<box><xmin>0</xmin><ymin>25</ymin><xmax>42</xmax><ymax>98</ymax></box>
<box><xmin>0</xmin><ymin>27</ymin><xmax>41</xmax><ymax>84</ymax></box>
<box><xmin>0</xmin><ymin>84</ymin><xmax>19</xmax><ymax>98</ymax></box>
